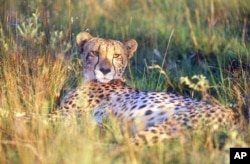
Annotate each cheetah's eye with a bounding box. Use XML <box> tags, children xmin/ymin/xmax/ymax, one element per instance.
<box><xmin>113</xmin><ymin>53</ymin><xmax>121</xmax><ymax>58</ymax></box>
<box><xmin>89</xmin><ymin>51</ymin><xmax>99</xmax><ymax>57</ymax></box>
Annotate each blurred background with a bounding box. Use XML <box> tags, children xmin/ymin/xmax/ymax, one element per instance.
<box><xmin>1</xmin><ymin>1</ymin><xmax>250</xmax><ymax>163</ymax></box>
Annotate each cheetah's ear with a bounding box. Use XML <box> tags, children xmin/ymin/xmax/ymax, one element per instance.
<box><xmin>76</xmin><ymin>32</ymin><xmax>93</xmax><ymax>53</ymax></box>
<box><xmin>123</xmin><ymin>39</ymin><xmax>138</xmax><ymax>58</ymax></box>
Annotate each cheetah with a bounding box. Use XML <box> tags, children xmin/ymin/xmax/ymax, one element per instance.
<box><xmin>60</xmin><ymin>32</ymin><xmax>239</xmax><ymax>145</ymax></box>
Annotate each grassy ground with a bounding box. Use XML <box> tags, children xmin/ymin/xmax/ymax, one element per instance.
<box><xmin>0</xmin><ymin>0</ymin><xmax>250</xmax><ymax>163</ymax></box>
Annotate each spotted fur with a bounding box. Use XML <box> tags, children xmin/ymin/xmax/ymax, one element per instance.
<box><xmin>61</xmin><ymin>79</ymin><xmax>238</xmax><ymax>141</ymax></box>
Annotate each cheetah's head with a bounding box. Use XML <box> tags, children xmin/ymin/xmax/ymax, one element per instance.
<box><xmin>76</xmin><ymin>32</ymin><xmax>138</xmax><ymax>83</ymax></box>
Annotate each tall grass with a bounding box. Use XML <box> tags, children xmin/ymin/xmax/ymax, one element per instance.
<box><xmin>0</xmin><ymin>0</ymin><xmax>250</xmax><ymax>163</ymax></box>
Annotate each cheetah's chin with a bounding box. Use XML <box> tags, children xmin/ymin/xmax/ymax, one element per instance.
<box><xmin>97</xmin><ymin>78</ymin><xmax>112</xmax><ymax>83</ymax></box>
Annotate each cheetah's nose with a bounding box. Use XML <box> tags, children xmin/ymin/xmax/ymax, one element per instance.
<box><xmin>100</xmin><ymin>68</ymin><xmax>111</xmax><ymax>75</ymax></box>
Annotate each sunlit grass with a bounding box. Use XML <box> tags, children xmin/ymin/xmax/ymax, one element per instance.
<box><xmin>0</xmin><ymin>0</ymin><xmax>250</xmax><ymax>163</ymax></box>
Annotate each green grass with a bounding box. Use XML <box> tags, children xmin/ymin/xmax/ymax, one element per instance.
<box><xmin>0</xmin><ymin>0</ymin><xmax>250</xmax><ymax>163</ymax></box>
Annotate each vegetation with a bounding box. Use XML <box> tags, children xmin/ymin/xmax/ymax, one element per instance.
<box><xmin>0</xmin><ymin>0</ymin><xmax>250</xmax><ymax>163</ymax></box>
